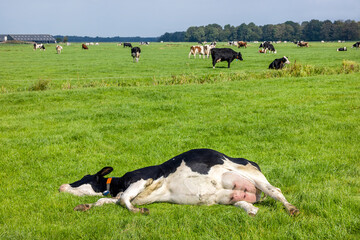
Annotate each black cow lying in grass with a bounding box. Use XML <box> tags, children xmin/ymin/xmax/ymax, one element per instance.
<box><xmin>268</xmin><ymin>56</ymin><xmax>290</xmax><ymax>70</ymax></box>
<box><xmin>210</xmin><ymin>48</ymin><xmax>243</xmax><ymax>68</ymax></box>
<box><xmin>59</xmin><ymin>149</ymin><xmax>299</xmax><ymax>216</ymax></box>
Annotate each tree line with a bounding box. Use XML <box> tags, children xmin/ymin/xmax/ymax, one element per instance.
<box><xmin>159</xmin><ymin>19</ymin><xmax>360</xmax><ymax>42</ymax></box>
<box><xmin>53</xmin><ymin>35</ymin><xmax>159</xmax><ymax>43</ymax></box>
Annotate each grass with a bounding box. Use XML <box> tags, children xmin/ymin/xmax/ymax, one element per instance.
<box><xmin>0</xmin><ymin>41</ymin><xmax>359</xmax><ymax>91</ymax></box>
<box><xmin>0</xmin><ymin>42</ymin><xmax>359</xmax><ymax>239</ymax></box>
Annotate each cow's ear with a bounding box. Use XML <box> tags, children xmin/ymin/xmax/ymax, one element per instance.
<box><xmin>96</xmin><ymin>167</ymin><xmax>113</xmax><ymax>177</ymax></box>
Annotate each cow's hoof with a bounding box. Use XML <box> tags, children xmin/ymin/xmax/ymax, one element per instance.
<box><xmin>74</xmin><ymin>204</ymin><xmax>92</xmax><ymax>211</ymax></box>
<box><xmin>248</xmin><ymin>212</ymin><xmax>257</xmax><ymax>217</ymax></box>
<box><xmin>140</xmin><ymin>208</ymin><xmax>150</xmax><ymax>215</ymax></box>
<box><xmin>288</xmin><ymin>207</ymin><xmax>300</xmax><ymax>216</ymax></box>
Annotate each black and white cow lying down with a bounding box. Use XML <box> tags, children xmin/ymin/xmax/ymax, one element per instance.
<box><xmin>269</xmin><ymin>56</ymin><xmax>290</xmax><ymax>70</ymax></box>
<box><xmin>59</xmin><ymin>149</ymin><xmax>299</xmax><ymax>216</ymax></box>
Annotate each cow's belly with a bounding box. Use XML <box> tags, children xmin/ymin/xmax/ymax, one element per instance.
<box><xmin>168</xmin><ymin>174</ymin><xmax>220</xmax><ymax>205</ymax></box>
<box><xmin>133</xmin><ymin>161</ymin><xmax>261</xmax><ymax>206</ymax></box>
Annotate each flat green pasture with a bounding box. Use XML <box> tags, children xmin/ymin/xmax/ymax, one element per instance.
<box><xmin>0</xmin><ymin>42</ymin><xmax>359</xmax><ymax>239</ymax></box>
<box><xmin>0</xmin><ymin>41</ymin><xmax>359</xmax><ymax>91</ymax></box>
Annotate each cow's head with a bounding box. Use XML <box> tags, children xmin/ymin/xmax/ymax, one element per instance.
<box><xmin>283</xmin><ymin>56</ymin><xmax>290</xmax><ymax>64</ymax></box>
<box><xmin>237</xmin><ymin>52</ymin><xmax>243</xmax><ymax>61</ymax></box>
<box><xmin>59</xmin><ymin>167</ymin><xmax>113</xmax><ymax>196</ymax></box>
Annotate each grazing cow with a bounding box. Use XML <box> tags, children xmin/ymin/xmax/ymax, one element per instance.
<box><xmin>268</xmin><ymin>56</ymin><xmax>290</xmax><ymax>70</ymax></box>
<box><xmin>259</xmin><ymin>41</ymin><xmax>276</xmax><ymax>53</ymax></box>
<box><xmin>59</xmin><ymin>149</ymin><xmax>299</xmax><ymax>216</ymax></box>
<box><xmin>237</xmin><ymin>41</ymin><xmax>247</xmax><ymax>48</ymax></box>
<box><xmin>352</xmin><ymin>42</ymin><xmax>360</xmax><ymax>49</ymax></box>
<box><xmin>131</xmin><ymin>47</ymin><xmax>141</xmax><ymax>62</ymax></box>
<box><xmin>56</xmin><ymin>45</ymin><xmax>63</xmax><ymax>54</ymax></box>
<box><xmin>124</xmin><ymin>43</ymin><xmax>132</xmax><ymax>48</ymax></box>
<box><xmin>210</xmin><ymin>48</ymin><xmax>243</xmax><ymax>68</ymax></box>
<box><xmin>259</xmin><ymin>41</ymin><xmax>270</xmax><ymax>48</ymax></box>
<box><xmin>189</xmin><ymin>45</ymin><xmax>205</xmax><ymax>59</ymax></box>
<box><xmin>33</xmin><ymin>43</ymin><xmax>45</xmax><ymax>51</ymax></box>
<box><xmin>337</xmin><ymin>47</ymin><xmax>347</xmax><ymax>51</ymax></box>
<box><xmin>82</xmin><ymin>44</ymin><xmax>88</xmax><ymax>50</ymax></box>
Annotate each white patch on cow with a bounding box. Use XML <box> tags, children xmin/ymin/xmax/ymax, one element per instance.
<box><xmin>284</xmin><ymin>56</ymin><xmax>290</xmax><ymax>64</ymax></box>
<box><xmin>59</xmin><ymin>183</ymin><xmax>103</xmax><ymax>197</ymax></box>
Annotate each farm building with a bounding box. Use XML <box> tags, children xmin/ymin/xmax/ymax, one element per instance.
<box><xmin>0</xmin><ymin>35</ymin><xmax>8</xmax><ymax>42</ymax></box>
<box><xmin>1</xmin><ymin>34</ymin><xmax>56</xmax><ymax>43</ymax></box>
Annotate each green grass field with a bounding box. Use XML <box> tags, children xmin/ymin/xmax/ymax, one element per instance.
<box><xmin>0</xmin><ymin>42</ymin><xmax>359</xmax><ymax>239</ymax></box>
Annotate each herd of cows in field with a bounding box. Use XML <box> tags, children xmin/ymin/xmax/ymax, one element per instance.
<box><xmin>33</xmin><ymin>40</ymin><xmax>360</xmax><ymax>70</ymax></box>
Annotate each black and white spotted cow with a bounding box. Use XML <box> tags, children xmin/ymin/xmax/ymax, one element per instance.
<box><xmin>59</xmin><ymin>149</ymin><xmax>299</xmax><ymax>216</ymax></box>
<box><xmin>268</xmin><ymin>56</ymin><xmax>290</xmax><ymax>69</ymax></box>
<box><xmin>33</xmin><ymin>43</ymin><xmax>45</xmax><ymax>51</ymax></box>
<box><xmin>131</xmin><ymin>47</ymin><xmax>141</xmax><ymax>62</ymax></box>
<box><xmin>337</xmin><ymin>47</ymin><xmax>347</xmax><ymax>51</ymax></box>
<box><xmin>123</xmin><ymin>42</ymin><xmax>132</xmax><ymax>48</ymax></box>
<box><xmin>259</xmin><ymin>41</ymin><xmax>276</xmax><ymax>53</ymax></box>
<box><xmin>351</xmin><ymin>42</ymin><xmax>360</xmax><ymax>49</ymax></box>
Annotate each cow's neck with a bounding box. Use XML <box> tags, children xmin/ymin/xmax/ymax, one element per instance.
<box><xmin>106</xmin><ymin>177</ymin><xmax>125</xmax><ymax>197</ymax></box>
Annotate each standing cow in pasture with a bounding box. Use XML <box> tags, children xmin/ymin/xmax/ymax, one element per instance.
<box><xmin>189</xmin><ymin>45</ymin><xmax>205</xmax><ymax>59</ymax></box>
<box><xmin>56</xmin><ymin>45</ymin><xmax>63</xmax><ymax>54</ymax></box>
<box><xmin>189</xmin><ymin>44</ymin><xmax>215</xmax><ymax>59</ymax></box>
<box><xmin>34</xmin><ymin>43</ymin><xmax>45</xmax><ymax>51</ymax></box>
<box><xmin>210</xmin><ymin>48</ymin><xmax>243</xmax><ymax>68</ymax></box>
<box><xmin>59</xmin><ymin>148</ymin><xmax>299</xmax><ymax>216</ymax></box>
<box><xmin>82</xmin><ymin>44</ymin><xmax>88</xmax><ymax>50</ymax></box>
<box><xmin>124</xmin><ymin>43</ymin><xmax>132</xmax><ymax>48</ymax></box>
<box><xmin>268</xmin><ymin>56</ymin><xmax>290</xmax><ymax>69</ymax></box>
<box><xmin>237</xmin><ymin>41</ymin><xmax>247</xmax><ymax>48</ymax></box>
<box><xmin>131</xmin><ymin>47</ymin><xmax>141</xmax><ymax>62</ymax></box>
<box><xmin>259</xmin><ymin>41</ymin><xmax>276</xmax><ymax>53</ymax></box>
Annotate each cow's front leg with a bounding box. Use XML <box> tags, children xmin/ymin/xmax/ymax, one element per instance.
<box><xmin>234</xmin><ymin>201</ymin><xmax>259</xmax><ymax>216</ymax></box>
<box><xmin>119</xmin><ymin>178</ymin><xmax>153</xmax><ymax>214</ymax></box>
<box><xmin>74</xmin><ymin>196</ymin><xmax>120</xmax><ymax>211</ymax></box>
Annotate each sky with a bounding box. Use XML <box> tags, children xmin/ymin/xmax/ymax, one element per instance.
<box><xmin>1</xmin><ymin>0</ymin><xmax>359</xmax><ymax>37</ymax></box>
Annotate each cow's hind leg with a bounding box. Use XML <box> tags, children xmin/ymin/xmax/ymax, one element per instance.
<box><xmin>255</xmin><ymin>181</ymin><xmax>299</xmax><ymax>216</ymax></box>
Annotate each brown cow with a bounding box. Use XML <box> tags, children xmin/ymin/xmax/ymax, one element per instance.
<box><xmin>237</xmin><ymin>41</ymin><xmax>247</xmax><ymax>48</ymax></box>
<box><xmin>297</xmin><ymin>41</ymin><xmax>309</xmax><ymax>47</ymax></box>
<box><xmin>82</xmin><ymin>44</ymin><xmax>88</xmax><ymax>50</ymax></box>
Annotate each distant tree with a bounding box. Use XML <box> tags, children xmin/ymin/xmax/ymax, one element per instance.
<box><xmin>221</xmin><ymin>24</ymin><xmax>234</xmax><ymax>41</ymax></box>
<box><xmin>342</xmin><ymin>20</ymin><xmax>360</xmax><ymax>40</ymax></box>
<box><xmin>185</xmin><ymin>26</ymin><xmax>205</xmax><ymax>42</ymax></box>
<box><xmin>247</xmin><ymin>22</ymin><xmax>262</xmax><ymax>41</ymax></box>
<box><xmin>63</xmin><ymin>36</ymin><xmax>68</xmax><ymax>43</ymax></box>
<box><xmin>302</xmin><ymin>19</ymin><xmax>322</xmax><ymax>41</ymax></box>
<box><xmin>205</xmin><ymin>24</ymin><xmax>222</xmax><ymax>41</ymax></box>
<box><xmin>236</xmin><ymin>23</ymin><xmax>249</xmax><ymax>40</ymax></box>
<box><xmin>261</xmin><ymin>24</ymin><xmax>276</xmax><ymax>41</ymax></box>
<box><xmin>320</xmin><ymin>20</ymin><xmax>334</xmax><ymax>41</ymax></box>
